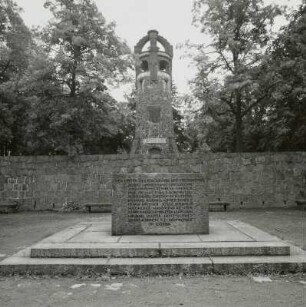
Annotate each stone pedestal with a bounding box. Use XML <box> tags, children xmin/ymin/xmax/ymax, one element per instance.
<box><xmin>112</xmin><ymin>173</ymin><xmax>208</xmax><ymax>235</ymax></box>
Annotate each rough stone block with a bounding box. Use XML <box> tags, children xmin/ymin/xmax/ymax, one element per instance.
<box><xmin>112</xmin><ymin>173</ymin><xmax>209</xmax><ymax>235</ymax></box>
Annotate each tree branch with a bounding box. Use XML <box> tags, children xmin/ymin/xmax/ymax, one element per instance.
<box><xmin>242</xmin><ymin>81</ymin><xmax>281</xmax><ymax>117</ymax></box>
<box><xmin>0</xmin><ymin>60</ymin><xmax>11</xmax><ymax>79</ymax></box>
<box><xmin>220</xmin><ymin>92</ymin><xmax>236</xmax><ymax>114</ymax></box>
<box><xmin>219</xmin><ymin>50</ymin><xmax>234</xmax><ymax>73</ymax></box>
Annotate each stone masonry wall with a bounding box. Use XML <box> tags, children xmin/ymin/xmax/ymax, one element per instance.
<box><xmin>0</xmin><ymin>152</ymin><xmax>305</xmax><ymax>211</ymax></box>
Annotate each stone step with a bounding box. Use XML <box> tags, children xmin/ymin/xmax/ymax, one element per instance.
<box><xmin>30</xmin><ymin>242</ymin><xmax>290</xmax><ymax>258</ymax></box>
<box><xmin>1</xmin><ymin>248</ymin><xmax>306</xmax><ymax>276</ymax></box>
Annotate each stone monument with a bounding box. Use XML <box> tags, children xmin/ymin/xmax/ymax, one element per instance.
<box><xmin>112</xmin><ymin>30</ymin><xmax>209</xmax><ymax>235</ymax></box>
<box><xmin>130</xmin><ymin>30</ymin><xmax>178</xmax><ymax>154</ymax></box>
<box><xmin>112</xmin><ymin>173</ymin><xmax>208</xmax><ymax>235</ymax></box>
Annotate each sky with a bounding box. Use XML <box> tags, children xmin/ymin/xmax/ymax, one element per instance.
<box><xmin>15</xmin><ymin>0</ymin><xmax>302</xmax><ymax>101</ymax></box>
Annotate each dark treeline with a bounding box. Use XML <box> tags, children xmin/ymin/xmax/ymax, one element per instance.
<box><xmin>0</xmin><ymin>0</ymin><xmax>305</xmax><ymax>155</ymax></box>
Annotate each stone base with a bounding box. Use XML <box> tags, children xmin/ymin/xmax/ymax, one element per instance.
<box><xmin>1</xmin><ymin>218</ymin><xmax>306</xmax><ymax>276</ymax></box>
<box><xmin>29</xmin><ymin>220</ymin><xmax>290</xmax><ymax>258</ymax></box>
<box><xmin>30</xmin><ymin>242</ymin><xmax>290</xmax><ymax>258</ymax></box>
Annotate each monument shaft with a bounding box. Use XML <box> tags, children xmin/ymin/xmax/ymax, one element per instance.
<box><xmin>131</xmin><ymin>30</ymin><xmax>178</xmax><ymax>154</ymax></box>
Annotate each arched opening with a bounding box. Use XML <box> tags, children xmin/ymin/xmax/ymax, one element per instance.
<box><xmin>157</xmin><ymin>41</ymin><xmax>166</xmax><ymax>52</ymax></box>
<box><xmin>140</xmin><ymin>60</ymin><xmax>149</xmax><ymax>72</ymax></box>
<box><xmin>159</xmin><ymin>60</ymin><xmax>169</xmax><ymax>72</ymax></box>
<box><xmin>141</xmin><ymin>41</ymin><xmax>166</xmax><ymax>52</ymax></box>
<box><xmin>149</xmin><ymin>147</ymin><xmax>162</xmax><ymax>155</ymax></box>
<box><xmin>142</xmin><ymin>41</ymin><xmax>150</xmax><ymax>51</ymax></box>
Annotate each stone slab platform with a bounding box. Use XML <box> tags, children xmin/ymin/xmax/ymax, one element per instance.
<box><xmin>29</xmin><ymin>220</ymin><xmax>290</xmax><ymax>258</ymax></box>
<box><xmin>1</xmin><ymin>218</ymin><xmax>306</xmax><ymax>276</ymax></box>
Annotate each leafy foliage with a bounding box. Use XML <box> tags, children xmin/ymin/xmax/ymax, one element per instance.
<box><xmin>42</xmin><ymin>0</ymin><xmax>132</xmax><ymax>97</ymax></box>
<box><xmin>1</xmin><ymin>0</ymin><xmax>305</xmax><ymax>155</ymax></box>
<box><xmin>0</xmin><ymin>0</ymin><xmax>134</xmax><ymax>156</ymax></box>
<box><xmin>0</xmin><ymin>0</ymin><xmax>31</xmax><ymax>83</ymax></box>
<box><xmin>257</xmin><ymin>4</ymin><xmax>306</xmax><ymax>151</ymax></box>
<box><xmin>0</xmin><ymin>0</ymin><xmax>32</xmax><ymax>155</ymax></box>
<box><xmin>190</xmin><ymin>0</ymin><xmax>282</xmax><ymax>152</ymax></box>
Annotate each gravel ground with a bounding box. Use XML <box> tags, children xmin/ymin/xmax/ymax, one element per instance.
<box><xmin>0</xmin><ymin>208</ymin><xmax>305</xmax><ymax>306</ymax></box>
<box><xmin>0</xmin><ymin>273</ymin><xmax>305</xmax><ymax>307</ymax></box>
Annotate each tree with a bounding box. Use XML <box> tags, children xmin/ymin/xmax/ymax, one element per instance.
<box><xmin>0</xmin><ymin>0</ymin><xmax>32</xmax><ymax>155</ymax></box>
<box><xmin>171</xmin><ymin>93</ymin><xmax>199</xmax><ymax>152</ymax></box>
<box><xmin>19</xmin><ymin>46</ymin><xmax>134</xmax><ymax>155</ymax></box>
<box><xmin>16</xmin><ymin>0</ymin><xmax>134</xmax><ymax>155</ymax></box>
<box><xmin>170</xmin><ymin>83</ymin><xmax>189</xmax><ymax>152</ymax></box>
<box><xmin>0</xmin><ymin>0</ymin><xmax>31</xmax><ymax>83</ymax></box>
<box><xmin>42</xmin><ymin>0</ymin><xmax>132</xmax><ymax>97</ymax></box>
<box><xmin>23</xmin><ymin>93</ymin><xmax>134</xmax><ymax>155</ymax></box>
<box><xmin>191</xmin><ymin>0</ymin><xmax>282</xmax><ymax>152</ymax></box>
<box><xmin>259</xmin><ymin>4</ymin><xmax>306</xmax><ymax>151</ymax></box>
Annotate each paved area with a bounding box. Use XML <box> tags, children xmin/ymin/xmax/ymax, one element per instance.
<box><xmin>30</xmin><ymin>218</ymin><xmax>280</xmax><ymax>244</ymax></box>
<box><xmin>29</xmin><ymin>219</ymin><xmax>289</xmax><ymax>258</ymax></box>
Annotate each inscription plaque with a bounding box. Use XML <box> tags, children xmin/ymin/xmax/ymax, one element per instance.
<box><xmin>143</xmin><ymin>138</ymin><xmax>167</xmax><ymax>144</ymax></box>
<box><xmin>112</xmin><ymin>173</ymin><xmax>209</xmax><ymax>235</ymax></box>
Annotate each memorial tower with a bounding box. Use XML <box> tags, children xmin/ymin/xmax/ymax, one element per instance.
<box><xmin>130</xmin><ymin>30</ymin><xmax>178</xmax><ymax>154</ymax></box>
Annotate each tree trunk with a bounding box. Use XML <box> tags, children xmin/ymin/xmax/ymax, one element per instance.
<box><xmin>235</xmin><ymin>91</ymin><xmax>243</xmax><ymax>152</ymax></box>
<box><xmin>235</xmin><ymin>112</ymin><xmax>243</xmax><ymax>152</ymax></box>
<box><xmin>70</xmin><ymin>47</ymin><xmax>80</xmax><ymax>97</ymax></box>
<box><xmin>70</xmin><ymin>62</ymin><xmax>77</xmax><ymax>97</ymax></box>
